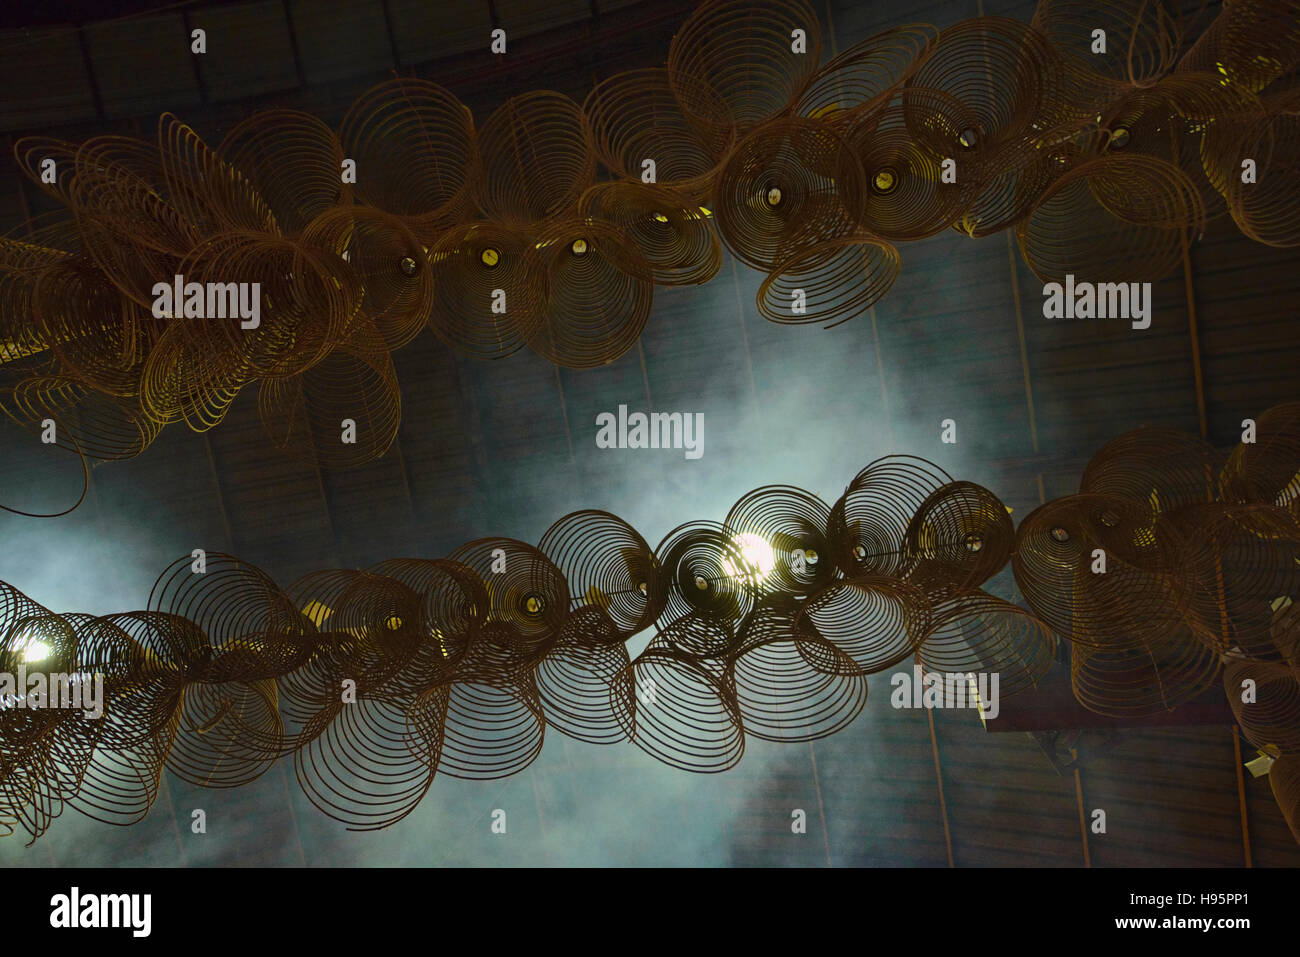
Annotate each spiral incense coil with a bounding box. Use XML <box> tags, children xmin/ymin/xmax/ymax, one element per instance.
<box><xmin>955</xmin><ymin>137</ymin><xmax>1076</xmax><ymax>239</ymax></box>
<box><xmin>537</xmin><ymin>509</ymin><xmax>666</xmax><ymax>638</ymax></box>
<box><xmin>796</xmin><ymin>24</ymin><xmax>940</xmax><ymax>128</ymax></box>
<box><xmin>5</xmin><ymin>377</ymin><xmax>161</xmax><ymax>461</ymax></box>
<box><xmin>1070</xmin><ymin>623</ymin><xmax>1222</xmax><ymax>717</ymax></box>
<box><xmin>67</xmin><ymin>137</ymin><xmax>197</xmax><ymax>310</ymax></box>
<box><xmin>445</xmin><ymin>538</ymin><xmax>568</xmax><ymax>659</ymax></box>
<box><xmin>13</xmin><ymin>136</ymin><xmax>79</xmax><ymax>206</ymax></box>
<box><xmin>219</xmin><ymin>110</ymin><xmax>349</xmax><ymax>238</ymax></box>
<box><xmin>1017</xmin><ymin>152</ymin><xmax>1205</xmax><ymax>284</ymax></box>
<box><xmin>654</xmin><ymin>521</ymin><xmax>758</xmax><ymax>626</ymax></box>
<box><xmin>533</xmin><ymin>606</ymin><xmax>631</xmax><ymax>746</ymax></box>
<box><xmin>257</xmin><ymin>322</ymin><xmax>402</xmax><ymax>470</ymax></box>
<box><xmin>1157</xmin><ymin>504</ymin><xmax>1300</xmax><ymax>661</ymax></box>
<box><xmin>907</xmin><ymin>17</ymin><xmax>1083</xmax><ymax>158</ymax></box>
<box><xmin>426</xmin><ymin>222</ymin><xmax>545</xmax><ymax>360</ymax></box>
<box><xmin>338</xmin><ymin>77</ymin><xmax>478</xmax><ymax>239</ymax></box>
<box><xmin>1012</xmin><ymin>492</ymin><xmax>1183</xmax><ymax>649</ymax></box>
<box><xmin>729</xmin><ymin>597</ymin><xmax>868</xmax><ymax>742</ymax></box>
<box><xmin>1095</xmin><ymin>76</ymin><xmax>1255</xmax><ymax>225</ymax></box>
<box><xmin>1080</xmin><ymin>426</ymin><xmax>1223</xmax><ymax>518</ymax></box>
<box><xmin>172</xmin><ymin>230</ymin><xmax>361</xmax><ymax>381</ymax></box>
<box><xmin>794</xmin><ymin>574</ymin><xmax>932</xmax><ymax>675</ymax></box>
<box><xmin>917</xmin><ymin>590</ymin><xmax>1056</xmax><ymax>699</ymax></box>
<box><xmin>30</xmin><ymin>254</ymin><xmax>156</xmax><ymax>399</ymax></box>
<box><xmin>1224</xmin><ymin>658</ymin><xmax>1300</xmax><ymax>754</ymax></box>
<box><xmin>756</xmin><ymin>233</ymin><xmax>900</xmax><ymax>328</ymax></box>
<box><xmin>526</xmin><ymin>219</ymin><xmax>653</xmax><ymax>370</ymax></box>
<box><xmin>1271</xmin><ymin>753</ymin><xmax>1300</xmax><ymax>844</ymax></box>
<box><xmin>721</xmin><ymin>485</ymin><xmax>837</xmax><ymax>597</ymax></box>
<box><xmin>475</xmin><ymin>91</ymin><xmax>595</xmax><ymax>226</ymax></box>
<box><xmin>582</xmin><ymin>68</ymin><xmax>732</xmax><ymax>202</ymax></box>
<box><xmin>1178</xmin><ymin>0</ymin><xmax>1300</xmax><ymax>94</ymax></box>
<box><xmin>299</xmin><ymin>205</ymin><xmax>432</xmax><ymax>352</ymax></box>
<box><xmin>578</xmin><ymin>182</ymin><xmax>721</xmax><ymax>287</ymax></box>
<box><xmin>666</xmin><ymin>0</ymin><xmax>822</xmax><ymax>139</ymax></box>
<box><xmin>610</xmin><ymin>644</ymin><xmax>745</xmax><ymax>773</ymax></box>
<box><xmin>903</xmin><ymin>481</ymin><xmax>1015</xmax><ymax>598</ymax></box>
<box><xmin>845</xmin><ymin>98</ymin><xmax>976</xmax><ymax>242</ymax></box>
<box><xmin>1031</xmin><ymin>0</ymin><xmax>1186</xmax><ymax>92</ymax></box>
<box><xmin>828</xmin><ymin>455</ymin><xmax>954</xmax><ymax>578</ymax></box>
<box><xmin>1219</xmin><ymin>402</ymin><xmax>1300</xmax><ymax>507</ymax></box>
<box><xmin>1204</xmin><ymin>107</ymin><xmax>1300</xmax><ymax>248</ymax></box>
<box><xmin>714</xmin><ymin>116</ymin><xmax>867</xmax><ymax>270</ymax></box>
<box><xmin>166</xmin><ymin>677</ymin><xmax>282</xmax><ymax>790</ymax></box>
<box><xmin>158</xmin><ymin>114</ymin><xmax>280</xmax><ymax>240</ymax></box>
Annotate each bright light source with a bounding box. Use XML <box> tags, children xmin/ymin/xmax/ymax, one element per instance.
<box><xmin>727</xmin><ymin>533</ymin><xmax>775</xmax><ymax>582</ymax></box>
<box><xmin>13</xmin><ymin>635</ymin><xmax>51</xmax><ymax>662</ymax></box>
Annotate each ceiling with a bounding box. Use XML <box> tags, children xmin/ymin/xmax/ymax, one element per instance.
<box><xmin>0</xmin><ymin>0</ymin><xmax>1297</xmax><ymax>866</ymax></box>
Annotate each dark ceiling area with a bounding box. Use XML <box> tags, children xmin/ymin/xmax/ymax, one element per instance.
<box><xmin>1</xmin><ymin>0</ymin><xmax>1298</xmax><ymax>868</ymax></box>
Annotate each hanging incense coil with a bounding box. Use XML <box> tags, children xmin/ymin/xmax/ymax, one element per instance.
<box><xmin>1220</xmin><ymin>402</ymin><xmax>1300</xmax><ymax>507</ymax></box>
<box><xmin>29</xmin><ymin>253</ymin><xmax>156</xmax><ymax>399</ymax></box>
<box><xmin>655</xmin><ymin>521</ymin><xmax>759</xmax><ymax>626</ymax></box>
<box><xmin>794</xmin><ymin>574</ymin><xmax>932</xmax><ymax>675</ymax></box>
<box><xmin>903</xmin><ymin>481</ymin><xmax>1015</xmax><ymax>597</ymax></box>
<box><xmin>648</xmin><ymin>611</ymin><xmax>740</xmax><ymax>662</ymax></box>
<box><xmin>1031</xmin><ymin>0</ymin><xmax>1187</xmax><ymax>93</ymax></box>
<box><xmin>1070</xmin><ymin>622</ymin><xmax>1222</xmax><ymax>717</ymax></box>
<box><xmin>158</xmin><ymin>113</ymin><xmax>280</xmax><ymax>239</ymax></box>
<box><xmin>533</xmin><ymin>605</ymin><xmax>631</xmax><ymax>746</ymax></box>
<box><xmin>166</xmin><ymin>677</ymin><xmax>282</xmax><ymax>790</ymax></box>
<box><xmin>445</xmin><ymin>538</ymin><xmax>568</xmax><ymax>661</ymax></box>
<box><xmin>1178</xmin><ymin>0</ymin><xmax>1300</xmax><ymax>94</ymax></box>
<box><xmin>917</xmin><ymin>590</ymin><xmax>1056</xmax><ymax>699</ymax></box>
<box><xmin>756</xmin><ymin>233</ymin><xmax>900</xmax><ymax>327</ymax></box>
<box><xmin>908</xmin><ymin>17</ymin><xmax>1084</xmax><ymax>156</ymax></box>
<box><xmin>954</xmin><ymin>132</ymin><xmax>1079</xmax><ymax>239</ymax></box>
<box><xmin>525</xmin><ymin>219</ymin><xmax>653</xmax><ymax>370</ymax></box>
<box><xmin>729</xmin><ymin>597</ymin><xmax>868</xmax><ymax>742</ymax></box>
<box><xmin>5</xmin><ymin>377</ymin><xmax>161</xmax><ymax>461</ymax></box>
<box><xmin>1224</xmin><ymin>658</ymin><xmax>1300</xmax><ymax>754</ymax></box>
<box><xmin>1203</xmin><ymin>106</ymin><xmax>1300</xmax><ymax>248</ymax></box>
<box><xmin>846</xmin><ymin>95</ymin><xmax>976</xmax><ymax>241</ymax></box>
<box><xmin>666</xmin><ymin>0</ymin><xmax>822</xmax><ymax>140</ymax></box>
<box><xmin>714</xmin><ymin>116</ymin><xmax>867</xmax><ymax>270</ymax></box>
<box><xmin>796</xmin><ymin>23</ymin><xmax>940</xmax><ymax>127</ymax></box>
<box><xmin>578</xmin><ymin>182</ymin><xmax>721</xmax><ymax>287</ymax></box>
<box><xmin>582</xmin><ymin>68</ymin><xmax>732</xmax><ymax>202</ymax></box>
<box><xmin>257</xmin><ymin>320</ymin><xmax>402</xmax><ymax>470</ymax></box>
<box><xmin>1094</xmin><ymin>76</ymin><xmax>1255</xmax><ymax>225</ymax></box>
<box><xmin>338</xmin><ymin>77</ymin><xmax>478</xmax><ymax>239</ymax></box>
<box><xmin>293</xmin><ymin>693</ymin><xmax>438</xmax><ymax>829</ymax></box>
<box><xmin>537</xmin><ymin>509</ymin><xmax>666</xmax><ymax>638</ymax></box>
<box><xmin>426</xmin><ymin>222</ymin><xmax>545</xmax><ymax>360</ymax></box>
<box><xmin>1271</xmin><ymin>753</ymin><xmax>1300</xmax><ymax>844</ymax></box>
<box><xmin>1157</xmin><ymin>503</ymin><xmax>1300</xmax><ymax>661</ymax></box>
<box><xmin>1012</xmin><ymin>492</ymin><xmax>1184</xmax><ymax>649</ymax></box>
<box><xmin>1081</xmin><ymin>426</ymin><xmax>1224</xmax><ymax>514</ymax></box>
<box><xmin>423</xmin><ymin>637</ymin><xmax>548</xmax><ymax>781</ymax></box>
<box><xmin>67</xmin><ymin>135</ymin><xmax>197</xmax><ymax>310</ymax></box>
<box><xmin>610</xmin><ymin>643</ymin><xmax>745</xmax><ymax>773</ymax></box>
<box><xmin>475</xmin><ymin>91</ymin><xmax>595</xmax><ymax>226</ymax></box>
<box><xmin>299</xmin><ymin>205</ymin><xmax>432</xmax><ymax>352</ymax></box>
<box><xmin>1017</xmin><ymin>152</ymin><xmax>1205</xmax><ymax>284</ymax></box>
<box><xmin>828</xmin><ymin>455</ymin><xmax>954</xmax><ymax>578</ymax></box>
<box><xmin>723</xmin><ymin>485</ymin><xmax>837</xmax><ymax>596</ymax></box>
<box><xmin>219</xmin><ymin>109</ymin><xmax>349</xmax><ymax>238</ymax></box>
<box><xmin>172</xmin><ymin>230</ymin><xmax>360</xmax><ymax>382</ymax></box>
